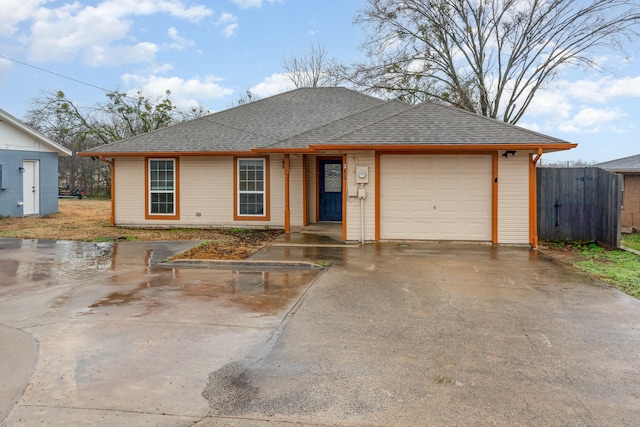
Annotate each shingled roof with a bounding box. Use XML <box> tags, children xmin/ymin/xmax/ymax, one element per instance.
<box><xmin>595</xmin><ymin>154</ymin><xmax>640</xmax><ymax>173</ymax></box>
<box><xmin>82</xmin><ymin>87</ymin><xmax>575</xmax><ymax>156</ymax></box>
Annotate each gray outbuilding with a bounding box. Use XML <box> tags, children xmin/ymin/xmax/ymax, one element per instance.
<box><xmin>0</xmin><ymin>108</ymin><xmax>72</xmax><ymax>217</ymax></box>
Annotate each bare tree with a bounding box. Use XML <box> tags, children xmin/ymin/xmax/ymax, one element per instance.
<box><xmin>539</xmin><ymin>159</ymin><xmax>595</xmax><ymax>168</ymax></box>
<box><xmin>25</xmin><ymin>90</ymin><xmax>208</xmax><ymax>197</ymax></box>
<box><xmin>344</xmin><ymin>0</ymin><xmax>640</xmax><ymax>123</ymax></box>
<box><xmin>229</xmin><ymin>89</ymin><xmax>261</xmax><ymax>107</ymax></box>
<box><xmin>282</xmin><ymin>43</ymin><xmax>341</xmax><ymax>88</ymax></box>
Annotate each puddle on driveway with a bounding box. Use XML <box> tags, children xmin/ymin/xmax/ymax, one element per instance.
<box><xmin>90</xmin><ymin>268</ymin><xmax>319</xmax><ymax>316</ymax></box>
<box><xmin>0</xmin><ymin>238</ymin><xmax>321</xmax><ymax>317</ymax></box>
<box><xmin>0</xmin><ymin>239</ymin><xmax>113</xmax><ymax>295</ymax></box>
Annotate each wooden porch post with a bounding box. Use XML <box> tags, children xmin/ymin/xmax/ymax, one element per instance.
<box><xmin>284</xmin><ymin>153</ymin><xmax>290</xmax><ymax>233</ymax></box>
<box><xmin>99</xmin><ymin>156</ymin><xmax>115</xmax><ymax>227</ymax></box>
<box><xmin>529</xmin><ymin>149</ymin><xmax>543</xmax><ymax>249</ymax></box>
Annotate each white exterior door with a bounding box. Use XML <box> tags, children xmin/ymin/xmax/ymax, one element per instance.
<box><xmin>22</xmin><ymin>160</ymin><xmax>39</xmax><ymax>215</ymax></box>
<box><xmin>380</xmin><ymin>154</ymin><xmax>492</xmax><ymax>241</ymax></box>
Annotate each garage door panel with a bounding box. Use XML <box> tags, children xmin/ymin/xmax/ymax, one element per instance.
<box><xmin>380</xmin><ymin>154</ymin><xmax>492</xmax><ymax>241</ymax></box>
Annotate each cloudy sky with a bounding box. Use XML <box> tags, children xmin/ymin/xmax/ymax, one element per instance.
<box><xmin>0</xmin><ymin>0</ymin><xmax>638</xmax><ymax>163</ymax></box>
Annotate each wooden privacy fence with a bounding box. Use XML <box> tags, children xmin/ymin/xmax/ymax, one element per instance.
<box><xmin>537</xmin><ymin>167</ymin><xmax>622</xmax><ymax>247</ymax></box>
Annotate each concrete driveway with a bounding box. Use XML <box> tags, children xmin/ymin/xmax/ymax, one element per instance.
<box><xmin>1</xmin><ymin>237</ymin><xmax>640</xmax><ymax>426</ymax></box>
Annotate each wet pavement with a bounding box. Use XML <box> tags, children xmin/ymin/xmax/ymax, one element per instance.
<box><xmin>0</xmin><ymin>238</ymin><xmax>321</xmax><ymax>426</ymax></box>
<box><xmin>2</xmin><ymin>236</ymin><xmax>640</xmax><ymax>426</ymax></box>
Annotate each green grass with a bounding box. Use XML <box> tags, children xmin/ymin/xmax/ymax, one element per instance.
<box><xmin>571</xmin><ymin>242</ymin><xmax>640</xmax><ymax>299</ymax></box>
<box><xmin>621</xmin><ymin>233</ymin><xmax>640</xmax><ymax>251</ymax></box>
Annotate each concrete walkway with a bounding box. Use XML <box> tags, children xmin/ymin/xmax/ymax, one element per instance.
<box><xmin>2</xmin><ymin>236</ymin><xmax>640</xmax><ymax>426</ymax></box>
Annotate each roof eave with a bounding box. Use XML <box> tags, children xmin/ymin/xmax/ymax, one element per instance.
<box><xmin>598</xmin><ymin>168</ymin><xmax>640</xmax><ymax>174</ymax></box>
<box><xmin>307</xmin><ymin>143</ymin><xmax>578</xmax><ymax>152</ymax></box>
<box><xmin>78</xmin><ymin>150</ymin><xmax>258</xmax><ymax>157</ymax></box>
<box><xmin>80</xmin><ymin>143</ymin><xmax>578</xmax><ymax>157</ymax></box>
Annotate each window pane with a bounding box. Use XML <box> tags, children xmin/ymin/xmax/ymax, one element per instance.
<box><xmin>149</xmin><ymin>159</ymin><xmax>175</xmax><ymax>214</ymax></box>
<box><xmin>240</xmin><ymin>193</ymin><xmax>264</xmax><ymax>215</ymax></box>
<box><xmin>238</xmin><ymin>159</ymin><xmax>265</xmax><ymax>216</ymax></box>
<box><xmin>150</xmin><ymin>192</ymin><xmax>174</xmax><ymax>214</ymax></box>
<box><xmin>324</xmin><ymin>164</ymin><xmax>342</xmax><ymax>192</ymax></box>
<box><xmin>150</xmin><ymin>160</ymin><xmax>174</xmax><ymax>191</ymax></box>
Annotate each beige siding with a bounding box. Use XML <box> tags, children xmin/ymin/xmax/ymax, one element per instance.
<box><xmin>180</xmin><ymin>156</ymin><xmax>233</xmax><ymax>224</ymax></box>
<box><xmin>288</xmin><ymin>154</ymin><xmax>305</xmax><ymax>227</ymax></box>
<box><xmin>379</xmin><ymin>154</ymin><xmax>492</xmax><ymax>241</ymax></box>
<box><xmin>114</xmin><ymin>155</ymin><xmax>289</xmax><ymax>228</ymax></box>
<box><xmin>270</xmin><ymin>154</ymin><xmax>285</xmax><ymax>226</ymax></box>
<box><xmin>306</xmin><ymin>156</ymin><xmax>317</xmax><ymax>223</ymax></box>
<box><xmin>345</xmin><ymin>151</ymin><xmax>376</xmax><ymax>242</ymax></box>
<box><xmin>497</xmin><ymin>153</ymin><xmax>530</xmax><ymax>244</ymax></box>
<box><xmin>114</xmin><ymin>157</ymin><xmax>146</xmax><ymax>225</ymax></box>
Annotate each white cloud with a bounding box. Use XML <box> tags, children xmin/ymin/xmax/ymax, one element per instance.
<box><xmin>520</xmin><ymin>72</ymin><xmax>640</xmax><ymax>135</ymax></box>
<box><xmin>0</xmin><ymin>0</ymin><xmax>46</xmax><ymax>37</ymax></box>
<box><xmin>249</xmin><ymin>73</ymin><xmax>294</xmax><ymax>98</ymax></box>
<box><xmin>100</xmin><ymin>0</ymin><xmax>213</xmax><ymax>23</ymax></box>
<box><xmin>122</xmin><ymin>73</ymin><xmax>234</xmax><ymax>109</ymax></box>
<box><xmin>23</xmin><ymin>1</ymin><xmax>213</xmax><ymax>66</ymax></box>
<box><xmin>232</xmin><ymin>0</ymin><xmax>283</xmax><ymax>10</ymax></box>
<box><xmin>557</xmin><ymin>107</ymin><xmax>627</xmax><ymax>134</ymax></box>
<box><xmin>151</xmin><ymin>63</ymin><xmax>175</xmax><ymax>74</ymax></box>
<box><xmin>83</xmin><ymin>42</ymin><xmax>158</xmax><ymax>67</ymax></box>
<box><xmin>216</xmin><ymin>13</ymin><xmax>238</xmax><ymax>37</ymax></box>
<box><xmin>523</xmin><ymin>89</ymin><xmax>574</xmax><ymax>120</ymax></box>
<box><xmin>593</xmin><ymin>76</ymin><xmax>640</xmax><ymax>99</ymax></box>
<box><xmin>166</xmin><ymin>26</ymin><xmax>195</xmax><ymax>50</ymax></box>
<box><xmin>561</xmin><ymin>76</ymin><xmax>640</xmax><ymax>103</ymax></box>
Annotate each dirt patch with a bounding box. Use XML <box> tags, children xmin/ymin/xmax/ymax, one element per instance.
<box><xmin>537</xmin><ymin>242</ymin><xmax>590</xmax><ymax>266</ymax></box>
<box><xmin>0</xmin><ymin>199</ymin><xmax>283</xmax><ymax>259</ymax></box>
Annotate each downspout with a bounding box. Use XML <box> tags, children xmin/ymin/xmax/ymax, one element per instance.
<box><xmin>284</xmin><ymin>154</ymin><xmax>290</xmax><ymax>233</ymax></box>
<box><xmin>97</xmin><ymin>155</ymin><xmax>115</xmax><ymax>226</ymax></box>
<box><xmin>530</xmin><ymin>148</ymin><xmax>543</xmax><ymax>249</ymax></box>
<box><xmin>360</xmin><ymin>184</ymin><xmax>365</xmax><ymax>244</ymax></box>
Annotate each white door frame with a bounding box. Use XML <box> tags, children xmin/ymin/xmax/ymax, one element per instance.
<box><xmin>22</xmin><ymin>160</ymin><xmax>39</xmax><ymax>216</ymax></box>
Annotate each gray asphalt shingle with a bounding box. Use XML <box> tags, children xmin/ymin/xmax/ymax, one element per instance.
<box><xmin>83</xmin><ymin>87</ymin><xmax>573</xmax><ymax>154</ymax></box>
<box><xmin>317</xmin><ymin>101</ymin><xmax>570</xmax><ymax>146</ymax></box>
<box><xmin>595</xmin><ymin>154</ymin><xmax>640</xmax><ymax>172</ymax></box>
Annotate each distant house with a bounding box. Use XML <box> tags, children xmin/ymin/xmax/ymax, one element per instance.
<box><xmin>596</xmin><ymin>154</ymin><xmax>640</xmax><ymax>232</ymax></box>
<box><xmin>0</xmin><ymin>108</ymin><xmax>72</xmax><ymax>217</ymax></box>
<box><xmin>80</xmin><ymin>87</ymin><xmax>576</xmax><ymax>246</ymax></box>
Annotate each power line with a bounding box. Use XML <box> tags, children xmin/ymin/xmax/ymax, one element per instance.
<box><xmin>0</xmin><ymin>53</ymin><xmax>116</xmax><ymax>95</ymax></box>
<box><xmin>0</xmin><ymin>53</ymin><xmax>195</xmax><ymax>112</ymax></box>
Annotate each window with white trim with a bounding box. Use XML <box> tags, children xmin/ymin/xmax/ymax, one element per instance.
<box><xmin>237</xmin><ymin>158</ymin><xmax>265</xmax><ymax>216</ymax></box>
<box><xmin>149</xmin><ymin>159</ymin><xmax>175</xmax><ymax>215</ymax></box>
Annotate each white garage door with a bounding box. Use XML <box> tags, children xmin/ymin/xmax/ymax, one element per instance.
<box><xmin>380</xmin><ymin>154</ymin><xmax>492</xmax><ymax>241</ymax></box>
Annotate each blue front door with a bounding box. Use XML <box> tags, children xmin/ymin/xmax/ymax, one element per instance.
<box><xmin>318</xmin><ymin>159</ymin><xmax>342</xmax><ymax>222</ymax></box>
